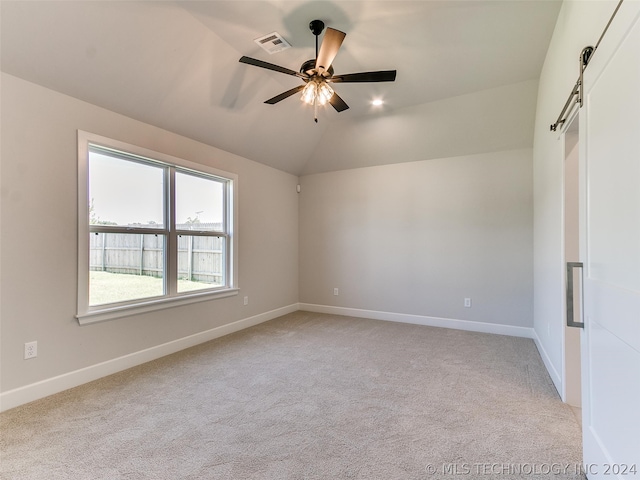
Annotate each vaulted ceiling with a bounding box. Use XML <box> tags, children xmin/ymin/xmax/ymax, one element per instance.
<box><xmin>1</xmin><ymin>1</ymin><xmax>561</xmax><ymax>175</ymax></box>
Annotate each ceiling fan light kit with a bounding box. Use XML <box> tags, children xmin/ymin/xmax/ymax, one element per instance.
<box><xmin>301</xmin><ymin>80</ymin><xmax>334</xmax><ymax>106</ymax></box>
<box><xmin>239</xmin><ymin>19</ymin><xmax>397</xmax><ymax>123</ymax></box>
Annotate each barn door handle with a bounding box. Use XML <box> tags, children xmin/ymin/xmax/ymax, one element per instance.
<box><xmin>566</xmin><ymin>262</ymin><xmax>584</xmax><ymax>328</ymax></box>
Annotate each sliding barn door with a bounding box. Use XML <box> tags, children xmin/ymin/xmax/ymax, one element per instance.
<box><xmin>579</xmin><ymin>1</ymin><xmax>640</xmax><ymax>477</ymax></box>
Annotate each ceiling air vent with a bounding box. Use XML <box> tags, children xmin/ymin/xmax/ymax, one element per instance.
<box><xmin>254</xmin><ymin>32</ymin><xmax>291</xmax><ymax>54</ymax></box>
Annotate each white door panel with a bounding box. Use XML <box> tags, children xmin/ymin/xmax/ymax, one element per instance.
<box><xmin>587</xmin><ymin>280</ymin><xmax>640</xmax><ymax>350</ymax></box>
<box><xmin>584</xmin><ymin>321</ymin><xmax>640</xmax><ymax>466</ymax></box>
<box><xmin>580</xmin><ymin>1</ymin><xmax>640</xmax><ymax>477</ymax></box>
<box><xmin>585</xmin><ymin>15</ymin><xmax>640</xmax><ymax>294</ymax></box>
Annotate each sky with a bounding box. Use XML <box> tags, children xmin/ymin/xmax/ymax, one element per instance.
<box><xmin>89</xmin><ymin>151</ymin><xmax>224</xmax><ymax>226</ymax></box>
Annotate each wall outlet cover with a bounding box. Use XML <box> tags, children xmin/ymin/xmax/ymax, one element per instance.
<box><xmin>24</xmin><ymin>341</ymin><xmax>38</xmax><ymax>359</ymax></box>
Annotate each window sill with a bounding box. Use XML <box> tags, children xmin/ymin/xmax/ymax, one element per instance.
<box><xmin>76</xmin><ymin>288</ymin><xmax>239</xmax><ymax>325</ymax></box>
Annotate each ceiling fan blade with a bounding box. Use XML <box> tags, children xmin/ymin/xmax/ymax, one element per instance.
<box><xmin>328</xmin><ymin>91</ymin><xmax>349</xmax><ymax>112</ymax></box>
<box><xmin>264</xmin><ymin>85</ymin><xmax>305</xmax><ymax>105</ymax></box>
<box><xmin>239</xmin><ymin>56</ymin><xmax>308</xmax><ymax>79</ymax></box>
<box><xmin>330</xmin><ymin>70</ymin><xmax>397</xmax><ymax>83</ymax></box>
<box><xmin>315</xmin><ymin>28</ymin><xmax>346</xmax><ymax>74</ymax></box>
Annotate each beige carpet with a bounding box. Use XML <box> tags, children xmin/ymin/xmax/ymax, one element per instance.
<box><xmin>1</xmin><ymin>311</ymin><xmax>584</xmax><ymax>479</ymax></box>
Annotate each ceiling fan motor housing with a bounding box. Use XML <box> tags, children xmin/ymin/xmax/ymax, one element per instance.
<box><xmin>300</xmin><ymin>59</ymin><xmax>333</xmax><ymax>77</ymax></box>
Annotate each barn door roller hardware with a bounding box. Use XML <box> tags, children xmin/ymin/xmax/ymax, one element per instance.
<box><xmin>549</xmin><ymin>47</ymin><xmax>593</xmax><ymax>132</ymax></box>
<box><xmin>550</xmin><ymin>0</ymin><xmax>624</xmax><ymax>132</ymax></box>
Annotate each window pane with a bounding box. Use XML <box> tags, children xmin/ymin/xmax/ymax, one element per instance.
<box><xmin>177</xmin><ymin>235</ymin><xmax>225</xmax><ymax>293</ymax></box>
<box><xmin>175</xmin><ymin>171</ymin><xmax>224</xmax><ymax>231</ymax></box>
<box><xmin>90</xmin><ymin>233</ymin><xmax>165</xmax><ymax>305</ymax></box>
<box><xmin>89</xmin><ymin>149</ymin><xmax>164</xmax><ymax>228</ymax></box>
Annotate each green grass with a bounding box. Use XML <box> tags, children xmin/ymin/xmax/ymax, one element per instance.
<box><xmin>90</xmin><ymin>271</ymin><xmax>220</xmax><ymax>306</ymax></box>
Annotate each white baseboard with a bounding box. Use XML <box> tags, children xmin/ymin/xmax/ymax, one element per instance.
<box><xmin>299</xmin><ymin>303</ymin><xmax>535</xmax><ymax>339</ymax></box>
<box><xmin>531</xmin><ymin>328</ymin><xmax>563</xmax><ymax>396</ymax></box>
<box><xmin>0</xmin><ymin>303</ymin><xmax>298</xmax><ymax>413</ymax></box>
<box><xmin>1</xmin><ymin>303</ymin><xmax>545</xmax><ymax>413</ymax></box>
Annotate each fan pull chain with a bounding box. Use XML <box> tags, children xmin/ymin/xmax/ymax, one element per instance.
<box><xmin>314</xmin><ymin>97</ymin><xmax>318</xmax><ymax>123</ymax></box>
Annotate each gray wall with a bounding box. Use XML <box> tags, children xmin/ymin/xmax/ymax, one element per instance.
<box><xmin>0</xmin><ymin>73</ymin><xmax>299</xmax><ymax>393</ymax></box>
<box><xmin>299</xmin><ymin>149</ymin><xmax>533</xmax><ymax>327</ymax></box>
<box><xmin>532</xmin><ymin>0</ymin><xmax>618</xmax><ymax>391</ymax></box>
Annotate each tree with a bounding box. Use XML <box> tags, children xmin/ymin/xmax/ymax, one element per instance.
<box><xmin>89</xmin><ymin>198</ymin><xmax>117</xmax><ymax>225</ymax></box>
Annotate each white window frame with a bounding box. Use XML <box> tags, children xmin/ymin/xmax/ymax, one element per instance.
<box><xmin>77</xmin><ymin>131</ymin><xmax>238</xmax><ymax>325</ymax></box>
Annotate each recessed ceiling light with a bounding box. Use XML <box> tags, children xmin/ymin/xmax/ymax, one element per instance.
<box><xmin>371</xmin><ymin>99</ymin><xmax>384</xmax><ymax>106</ymax></box>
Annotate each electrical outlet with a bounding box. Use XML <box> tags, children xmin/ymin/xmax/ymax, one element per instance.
<box><xmin>333</xmin><ymin>288</ymin><xmax>339</xmax><ymax>296</ymax></box>
<box><xmin>464</xmin><ymin>298</ymin><xmax>472</xmax><ymax>308</ymax></box>
<box><xmin>24</xmin><ymin>341</ymin><xmax>37</xmax><ymax>360</ymax></box>
<box><xmin>243</xmin><ymin>296</ymin><xmax>249</xmax><ymax>306</ymax></box>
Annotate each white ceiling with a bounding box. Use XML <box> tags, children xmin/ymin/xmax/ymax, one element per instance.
<box><xmin>0</xmin><ymin>1</ymin><xmax>561</xmax><ymax>175</ymax></box>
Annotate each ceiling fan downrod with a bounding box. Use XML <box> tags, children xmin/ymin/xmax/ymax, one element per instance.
<box><xmin>309</xmin><ymin>19</ymin><xmax>325</xmax><ymax>59</ymax></box>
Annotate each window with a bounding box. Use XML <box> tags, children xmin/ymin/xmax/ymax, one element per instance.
<box><xmin>77</xmin><ymin>131</ymin><xmax>238</xmax><ymax>324</ymax></box>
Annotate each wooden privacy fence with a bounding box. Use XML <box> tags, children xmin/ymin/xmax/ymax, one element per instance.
<box><xmin>90</xmin><ymin>232</ymin><xmax>224</xmax><ymax>284</ymax></box>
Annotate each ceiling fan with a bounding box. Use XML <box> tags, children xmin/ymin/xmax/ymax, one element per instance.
<box><xmin>239</xmin><ymin>20</ymin><xmax>397</xmax><ymax>122</ymax></box>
